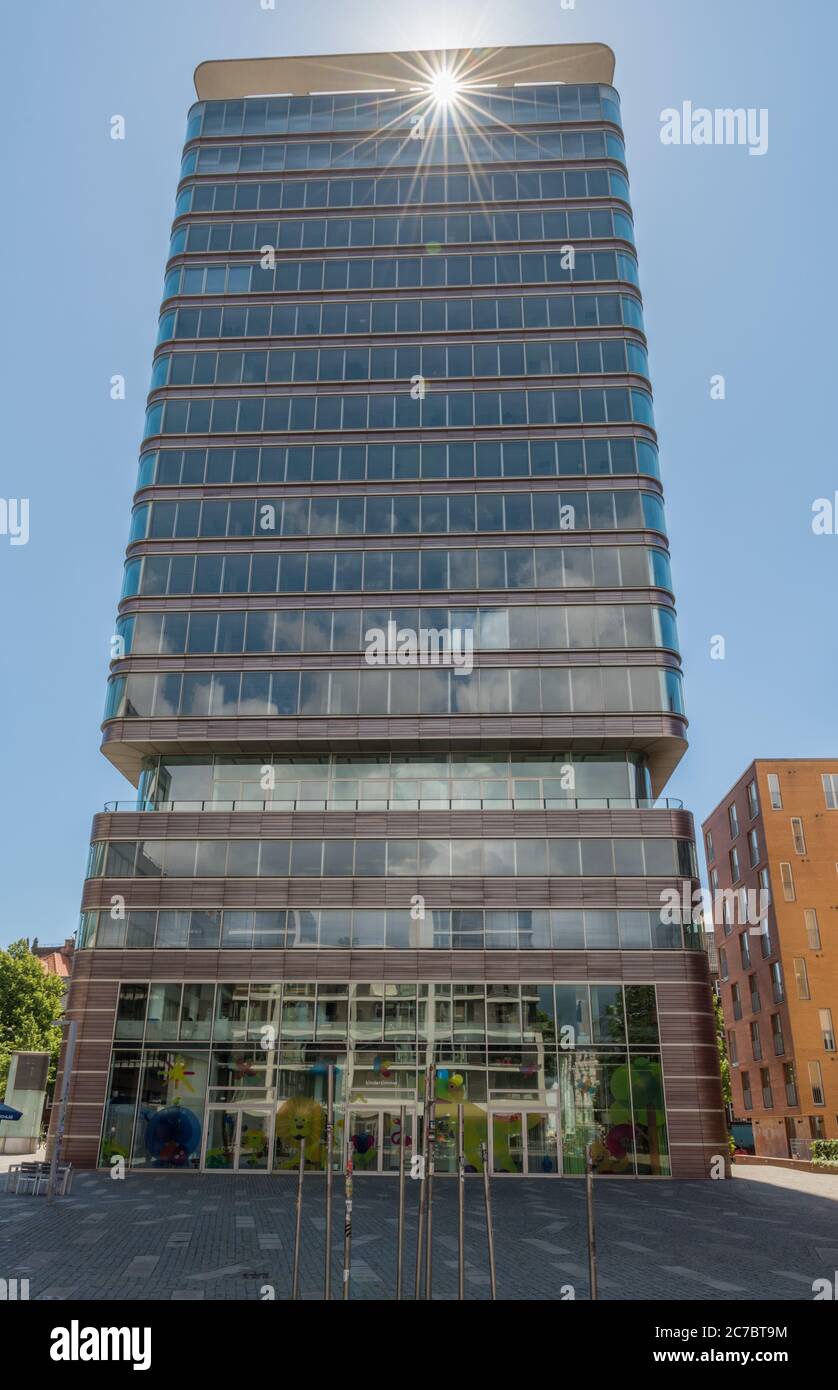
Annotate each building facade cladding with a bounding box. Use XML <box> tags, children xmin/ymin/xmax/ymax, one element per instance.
<box><xmin>59</xmin><ymin>45</ymin><xmax>725</xmax><ymax>1178</ymax></box>
<box><xmin>703</xmin><ymin>760</ymin><xmax>838</xmax><ymax>1159</ymax></box>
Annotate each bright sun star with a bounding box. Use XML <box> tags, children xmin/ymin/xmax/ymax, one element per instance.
<box><xmin>428</xmin><ymin>68</ymin><xmax>463</xmax><ymax>105</ymax></box>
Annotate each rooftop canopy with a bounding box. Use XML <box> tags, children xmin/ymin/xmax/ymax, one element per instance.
<box><xmin>194</xmin><ymin>44</ymin><xmax>616</xmax><ymax>101</ymax></box>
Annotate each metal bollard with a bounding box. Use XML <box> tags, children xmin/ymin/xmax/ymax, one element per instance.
<box><xmin>424</xmin><ymin>1065</ymin><xmax>437</xmax><ymax>1301</ymax></box>
<box><xmin>457</xmin><ymin>1103</ymin><xmax>465</xmax><ymax>1300</ymax></box>
<box><xmin>585</xmin><ymin>1140</ymin><xmax>598</xmax><ymax>1301</ymax></box>
<box><xmin>414</xmin><ymin>1066</ymin><xmax>431</xmax><ymax>1298</ymax></box>
<box><xmin>479</xmin><ymin>1140</ymin><xmax>497</xmax><ymax>1300</ymax></box>
<box><xmin>342</xmin><ymin>1148</ymin><xmax>354</xmax><ymax>1301</ymax></box>
<box><xmin>324</xmin><ymin>1065</ymin><xmax>335</xmax><ymax>1300</ymax></box>
<box><xmin>291</xmin><ymin>1137</ymin><xmax>306</xmax><ymax>1300</ymax></box>
<box><xmin>396</xmin><ymin>1104</ymin><xmax>406</xmax><ymax>1300</ymax></box>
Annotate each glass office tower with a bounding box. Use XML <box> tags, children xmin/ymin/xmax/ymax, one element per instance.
<box><xmin>62</xmin><ymin>44</ymin><xmax>725</xmax><ymax>1177</ymax></box>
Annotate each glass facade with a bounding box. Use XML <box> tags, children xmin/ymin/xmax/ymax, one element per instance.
<box><xmin>134</xmin><ymin>751</ymin><xmax>656</xmax><ymax>808</ymax></box>
<box><xmin>67</xmin><ymin>50</ymin><xmax>715</xmax><ymax>1179</ymax></box>
<box><xmin>100</xmin><ymin>980</ymin><xmax>670</xmax><ymax>1176</ymax></box>
<box><xmin>79</xmin><ymin>907</ymin><xmax>694</xmax><ymax>952</ymax></box>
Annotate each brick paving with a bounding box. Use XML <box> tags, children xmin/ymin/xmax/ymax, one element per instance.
<box><xmin>1</xmin><ymin>1168</ymin><xmax>836</xmax><ymax>1300</ymax></box>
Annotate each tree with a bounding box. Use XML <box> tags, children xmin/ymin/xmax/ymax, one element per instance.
<box><xmin>0</xmin><ymin>940</ymin><xmax>66</xmax><ymax>1097</ymax></box>
<box><xmin>713</xmin><ymin>990</ymin><xmax>732</xmax><ymax>1108</ymax></box>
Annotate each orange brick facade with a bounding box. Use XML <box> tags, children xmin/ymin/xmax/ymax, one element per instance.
<box><xmin>703</xmin><ymin>760</ymin><xmax>838</xmax><ymax>1158</ymax></box>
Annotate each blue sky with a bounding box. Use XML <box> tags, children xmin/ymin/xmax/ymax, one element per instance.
<box><xmin>1</xmin><ymin>0</ymin><xmax>834</xmax><ymax>947</ymax></box>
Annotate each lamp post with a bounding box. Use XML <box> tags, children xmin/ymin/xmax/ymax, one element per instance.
<box><xmin>47</xmin><ymin>1017</ymin><xmax>77</xmax><ymax>1204</ymax></box>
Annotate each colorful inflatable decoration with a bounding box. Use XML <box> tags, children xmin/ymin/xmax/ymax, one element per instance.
<box><xmin>389</xmin><ymin>1119</ymin><xmax>412</xmax><ymax>1149</ymax></box>
<box><xmin>144</xmin><ymin>1102</ymin><xmax>202</xmax><ymax>1166</ymax></box>
<box><xmin>161</xmin><ymin>1054</ymin><xmax>196</xmax><ymax>1094</ymax></box>
<box><xmin>275</xmin><ymin>1096</ymin><xmax>325</xmax><ymax>1169</ymax></box>
<box><xmin>610</xmin><ymin>1058</ymin><xmax>667</xmax><ymax>1174</ymax></box>
<box><xmin>232</xmin><ymin>1056</ymin><xmax>257</xmax><ymax>1081</ymax></box>
<box><xmin>428</xmin><ymin>1104</ymin><xmax>542</xmax><ymax>1174</ymax></box>
<box><xmin>434</xmin><ymin>1071</ymin><xmax>466</xmax><ymax>1101</ymax></box>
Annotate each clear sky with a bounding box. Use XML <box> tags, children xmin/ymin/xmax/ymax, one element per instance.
<box><xmin>1</xmin><ymin>0</ymin><xmax>835</xmax><ymax>948</ymax></box>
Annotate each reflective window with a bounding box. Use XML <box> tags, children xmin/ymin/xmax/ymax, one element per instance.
<box><xmin>87</xmin><ymin>834</ymin><xmax>696</xmax><ymax>880</ymax></box>
<box><xmin>182</xmin><ymin>128</ymin><xmax>627</xmax><ymax>180</ymax></box>
<box><xmin>175</xmin><ymin>165</ymin><xmax>630</xmax><ymax>218</ymax></box>
<box><xmin>136</xmin><ymin>437</ymin><xmax>660</xmax><ymax>488</ymax></box>
<box><xmin>106</xmin><ymin>663</ymin><xmax>685</xmax><ymax>721</ymax></box>
<box><xmin>150</xmin><ymin>337</ymin><xmax>649</xmax><ymax>388</ymax></box>
<box><xmin>158</xmin><ymin>293</ymin><xmax>643</xmax><ymax>346</ymax></box>
<box><xmin>170</xmin><ymin>206</ymin><xmax>634</xmax><ymax>260</ymax></box>
<box><xmin>118</xmin><ymin>602</ymin><xmax>678</xmax><ymax>657</ymax></box>
<box><xmin>121</xmin><ymin>544</ymin><xmax>672</xmax><ymax>599</ymax></box>
<box><xmin>89</xmin><ymin>910</ymin><xmax>685</xmax><ymax>952</ymax></box>
<box><xmin>131</xmin><ymin>488</ymin><xmax>665</xmax><ymax>541</ymax></box>
<box><xmin>185</xmin><ymin>86</ymin><xmax>623</xmax><ymax>140</ymax></box>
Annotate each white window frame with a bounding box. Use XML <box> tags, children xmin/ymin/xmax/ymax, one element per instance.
<box><xmin>804</xmin><ymin>909</ymin><xmax>821</xmax><ymax>950</ymax></box>
<box><xmin>779</xmin><ymin>862</ymin><xmax>795</xmax><ymax>902</ymax></box>
<box><xmin>808</xmin><ymin>1059</ymin><xmax>825</xmax><ymax>1106</ymax></box>
<box><xmin>793</xmin><ymin>957</ymin><xmax>810</xmax><ymax>1000</ymax></box>
<box><xmin>747</xmin><ymin>779</ymin><xmax>758</xmax><ymax>818</ymax></box>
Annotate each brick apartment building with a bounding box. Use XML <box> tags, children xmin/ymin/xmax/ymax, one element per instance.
<box><xmin>703</xmin><ymin>760</ymin><xmax>838</xmax><ymax>1158</ymax></box>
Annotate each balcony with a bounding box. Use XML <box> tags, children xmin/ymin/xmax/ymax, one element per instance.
<box><xmin>104</xmin><ymin>795</ymin><xmax>686</xmax><ymax>814</ymax></box>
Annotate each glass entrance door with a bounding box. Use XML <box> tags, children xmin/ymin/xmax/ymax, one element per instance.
<box><xmin>205</xmin><ymin>1108</ymin><xmax>237</xmax><ymax>1169</ymax></box>
<box><xmin>525</xmin><ymin>1111</ymin><xmax>560</xmax><ymax>1174</ymax></box>
<box><xmin>346</xmin><ymin>1107</ymin><xmax>416</xmax><ymax>1173</ymax></box>
<box><xmin>382</xmin><ymin>1108</ymin><xmax>415</xmax><ymax>1172</ymax></box>
<box><xmin>203</xmin><ymin>1107</ymin><xmax>273</xmax><ymax>1170</ymax></box>
<box><xmin>490</xmin><ymin>1109</ymin><xmax>560</xmax><ymax>1175</ymax></box>
<box><xmin>237</xmin><ymin>1108</ymin><xmax>272</xmax><ymax>1170</ymax></box>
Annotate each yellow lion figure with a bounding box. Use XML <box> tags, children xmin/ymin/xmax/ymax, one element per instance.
<box><xmin>275</xmin><ymin>1097</ymin><xmax>324</xmax><ymax>1169</ymax></box>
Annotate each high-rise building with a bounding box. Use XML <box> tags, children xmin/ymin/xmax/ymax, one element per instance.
<box><xmin>703</xmin><ymin>760</ymin><xmax>838</xmax><ymax>1159</ymax></box>
<box><xmin>60</xmin><ymin>43</ymin><xmax>725</xmax><ymax>1178</ymax></box>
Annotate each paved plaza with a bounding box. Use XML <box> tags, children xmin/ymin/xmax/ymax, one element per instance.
<box><xmin>1</xmin><ymin>1166</ymin><xmax>836</xmax><ymax>1301</ymax></box>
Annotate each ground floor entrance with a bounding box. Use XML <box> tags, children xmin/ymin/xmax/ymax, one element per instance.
<box><xmin>196</xmin><ymin>1100</ymin><xmax>562</xmax><ymax>1175</ymax></box>
<box><xmin>203</xmin><ymin>1106</ymin><xmax>274</xmax><ymax>1170</ymax></box>
<box><xmin>98</xmin><ymin>1010</ymin><xmax>674</xmax><ymax>1177</ymax></box>
<box><xmin>345</xmin><ymin>1105</ymin><xmax>418</xmax><ymax>1173</ymax></box>
<box><xmin>490</xmin><ymin>1108</ymin><xmax>561</xmax><ymax>1175</ymax></box>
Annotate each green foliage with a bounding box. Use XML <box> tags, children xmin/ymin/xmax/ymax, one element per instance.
<box><xmin>712</xmin><ymin>992</ymin><xmax>732</xmax><ymax>1106</ymax></box>
<box><xmin>810</xmin><ymin>1138</ymin><xmax>838</xmax><ymax>1168</ymax></box>
<box><xmin>0</xmin><ymin>939</ymin><xmax>66</xmax><ymax>1097</ymax></box>
<box><xmin>100</xmin><ymin>1138</ymin><xmax>127</xmax><ymax>1164</ymax></box>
